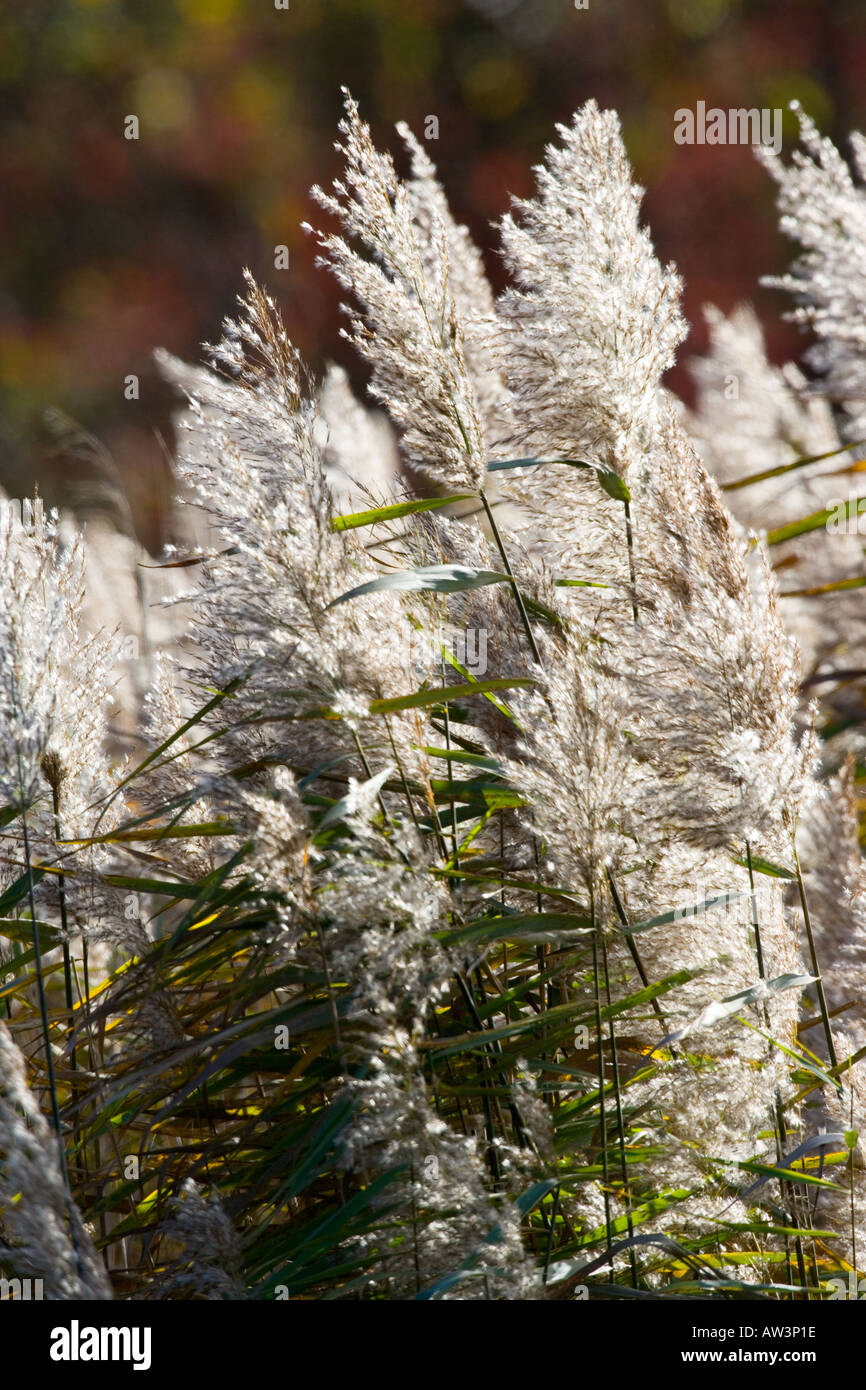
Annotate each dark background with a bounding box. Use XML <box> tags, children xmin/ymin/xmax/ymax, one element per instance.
<box><xmin>2</xmin><ymin>0</ymin><xmax>864</xmax><ymax>550</ymax></box>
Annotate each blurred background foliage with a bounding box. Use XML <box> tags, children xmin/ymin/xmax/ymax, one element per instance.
<box><xmin>1</xmin><ymin>0</ymin><xmax>864</xmax><ymax>550</ymax></box>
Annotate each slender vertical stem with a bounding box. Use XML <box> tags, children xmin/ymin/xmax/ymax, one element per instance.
<box><xmin>383</xmin><ymin>718</ymin><xmax>422</xmax><ymax>836</ymax></box>
<box><xmin>441</xmin><ymin>654</ymin><xmax>459</xmax><ymax>868</ymax></box>
<box><xmin>543</xmin><ymin>1185</ymin><xmax>561</xmax><ymax>1285</ymax></box>
<box><xmin>774</xmin><ymin>1089</ymin><xmax>810</xmax><ymax>1298</ymax></box>
<box><xmin>606</xmin><ymin>867</ymin><xmax>677</xmax><ymax>1057</ymax></box>
<box><xmin>745</xmin><ymin>841</ymin><xmax>765</xmax><ymax>980</ymax></box>
<box><xmin>317</xmin><ymin>923</ymin><xmax>348</xmax><ymax>1077</ymax></box>
<box><xmin>590</xmin><ymin>887</ymin><xmax>611</xmax><ymax>1250</ymax></box>
<box><xmin>600</xmin><ymin>928</ymin><xmax>637</xmax><ymax>1287</ymax></box>
<box><xmin>454</xmin><ymin>971</ymin><xmax>501</xmax><ymax>1187</ymax></box>
<box><xmin>746</xmin><ymin>840</ymin><xmax>809</xmax><ymax>1292</ymax></box>
<box><xmin>623</xmin><ymin>500</ymin><xmax>638</xmax><ymax>624</ymax></box>
<box><xmin>454</xmin><ymin>968</ymin><xmax>531</xmax><ymax>1156</ymax></box>
<box><xmin>479</xmin><ymin>490</ymin><xmax>542</xmax><ymax>668</ymax></box>
<box><xmin>791</xmin><ymin>837</ymin><xmax>837</xmax><ymax>1069</ymax></box>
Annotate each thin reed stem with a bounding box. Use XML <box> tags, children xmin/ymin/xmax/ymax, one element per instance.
<box><xmin>623</xmin><ymin>499</ymin><xmax>638</xmax><ymax>623</ymax></box>
<box><xmin>600</xmin><ymin>928</ymin><xmax>637</xmax><ymax>1287</ymax></box>
<box><xmin>791</xmin><ymin>836</ymin><xmax>837</xmax><ymax>1070</ymax></box>
<box><xmin>479</xmin><ymin>490</ymin><xmax>542</xmax><ymax>667</ymax></box>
